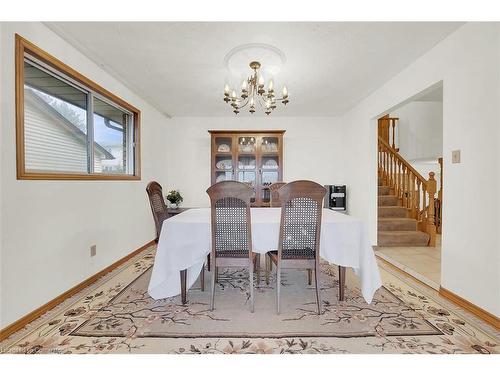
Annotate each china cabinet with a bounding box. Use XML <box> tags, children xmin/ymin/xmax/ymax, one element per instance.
<box><xmin>209</xmin><ymin>130</ymin><xmax>285</xmax><ymax>207</ymax></box>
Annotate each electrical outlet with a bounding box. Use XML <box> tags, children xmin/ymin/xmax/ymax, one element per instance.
<box><xmin>90</xmin><ymin>245</ymin><xmax>97</xmax><ymax>257</ymax></box>
<box><xmin>452</xmin><ymin>150</ymin><xmax>461</xmax><ymax>164</ymax></box>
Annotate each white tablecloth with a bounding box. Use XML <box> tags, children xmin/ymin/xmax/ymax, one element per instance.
<box><xmin>148</xmin><ymin>208</ymin><xmax>382</xmax><ymax>303</ymax></box>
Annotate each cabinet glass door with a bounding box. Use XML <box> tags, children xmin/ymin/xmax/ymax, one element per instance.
<box><xmin>260</xmin><ymin>136</ymin><xmax>279</xmax><ymax>154</ymax></box>
<box><xmin>260</xmin><ymin>156</ymin><xmax>280</xmax><ymax>204</ymax></box>
<box><xmin>237</xmin><ymin>155</ymin><xmax>256</xmax><ymax>203</ymax></box>
<box><xmin>238</xmin><ymin>136</ymin><xmax>256</xmax><ymax>153</ymax></box>
<box><xmin>213</xmin><ymin>135</ymin><xmax>234</xmax><ymax>183</ymax></box>
<box><xmin>215</xmin><ymin>136</ymin><xmax>232</xmax><ymax>154</ymax></box>
<box><xmin>259</xmin><ymin>136</ymin><xmax>280</xmax><ymax>205</ymax></box>
<box><xmin>215</xmin><ymin>155</ymin><xmax>233</xmax><ymax>182</ymax></box>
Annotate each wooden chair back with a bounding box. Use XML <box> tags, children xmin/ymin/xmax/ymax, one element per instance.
<box><xmin>146</xmin><ymin>181</ymin><xmax>169</xmax><ymax>242</ymax></box>
<box><xmin>206</xmin><ymin>181</ymin><xmax>253</xmax><ymax>259</ymax></box>
<box><xmin>277</xmin><ymin>180</ymin><xmax>327</xmax><ymax>260</ymax></box>
<box><xmin>269</xmin><ymin>182</ymin><xmax>287</xmax><ymax>207</ymax></box>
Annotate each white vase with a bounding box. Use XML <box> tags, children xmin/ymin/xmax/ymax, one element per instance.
<box><xmin>170</xmin><ymin>203</ymin><xmax>178</xmax><ymax>209</ymax></box>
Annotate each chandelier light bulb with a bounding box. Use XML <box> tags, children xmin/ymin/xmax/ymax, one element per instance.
<box><xmin>249</xmin><ymin>97</ymin><xmax>255</xmax><ymax>106</ymax></box>
<box><xmin>242</xmin><ymin>80</ymin><xmax>248</xmax><ymax>91</ymax></box>
<box><xmin>224</xmin><ymin>84</ymin><xmax>230</xmax><ymax>95</ymax></box>
<box><xmin>231</xmin><ymin>90</ymin><xmax>237</xmax><ymax>100</ymax></box>
<box><xmin>258</xmin><ymin>75</ymin><xmax>265</xmax><ymax>87</ymax></box>
<box><xmin>268</xmin><ymin>79</ymin><xmax>274</xmax><ymax>92</ymax></box>
<box><xmin>282</xmin><ymin>85</ymin><xmax>288</xmax><ymax>97</ymax></box>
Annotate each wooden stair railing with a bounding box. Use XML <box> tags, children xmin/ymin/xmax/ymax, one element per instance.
<box><xmin>378</xmin><ymin>115</ymin><xmax>399</xmax><ymax>151</ymax></box>
<box><xmin>378</xmin><ymin>136</ymin><xmax>437</xmax><ymax>246</ymax></box>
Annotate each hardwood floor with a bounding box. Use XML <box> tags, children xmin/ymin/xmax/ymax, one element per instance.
<box><xmin>375</xmin><ymin>235</ymin><xmax>441</xmax><ymax>289</ymax></box>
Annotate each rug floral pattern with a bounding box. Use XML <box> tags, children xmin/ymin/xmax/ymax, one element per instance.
<box><xmin>1</xmin><ymin>246</ymin><xmax>498</xmax><ymax>354</ymax></box>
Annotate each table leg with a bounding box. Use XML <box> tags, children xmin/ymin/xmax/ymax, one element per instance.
<box><xmin>200</xmin><ymin>266</ymin><xmax>205</xmax><ymax>292</ymax></box>
<box><xmin>180</xmin><ymin>269</ymin><xmax>187</xmax><ymax>304</ymax></box>
<box><xmin>338</xmin><ymin>266</ymin><xmax>346</xmax><ymax>301</ymax></box>
<box><xmin>256</xmin><ymin>254</ymin><xmax>260</xmax><ymax>286</ymax></box>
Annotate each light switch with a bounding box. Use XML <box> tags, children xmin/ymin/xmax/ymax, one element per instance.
<box><xmin>452</xmin><ymin>150</ymin><xmax>461</xmax><ymax>164</ymax></box>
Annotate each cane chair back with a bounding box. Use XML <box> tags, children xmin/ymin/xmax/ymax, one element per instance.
<box><xmin>206</xmin><ymin>181</ymin><xmax>253</xmax><ymax>259</ymax></box>
<box><xmin>271</xmin><ymin>180</ymin><xmax>327</xmax><ymax>315</ymax></box>
<box><xmin>206</xmin><ymin>181</ymin><xmax>256</xmax><ymax>312</ymax></box>
<box><xmin>146</xmin><ymin>181</ymin><xmax>169</xmax><ymax>242</ymax></box>
<box><xmin>269</xmin><ymin>182</ymin><xmax>287</xmax><ymax>207</ymax></box>
<box><xmin>278</xmin><ymin>181</ymin><xmax>326</xmax><ymax>260</ymax></box>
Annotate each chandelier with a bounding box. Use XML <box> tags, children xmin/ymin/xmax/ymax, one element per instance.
<box><xmin>223</xmin><ymin>61</ymin><xmax>289</xmax><ymax>115</ymax></box>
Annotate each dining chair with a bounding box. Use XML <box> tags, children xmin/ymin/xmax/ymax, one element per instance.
<box><xmin>266</xmin><ymin>180</ymin><xmax>327</xmax><ymax>315</ymax></box>
<box><xmin>269</xmin><ymin>181</ymin><xmax>313</xmax><ymax>286</ymax></box>
<box><xmin>147</xmin><ymin>181</ymin><xmax>205</xmax><ymax>293</ymax></box>
<box><xmin>206</xmin><ymin>181</ymin><xmax>258</xmax><ymax>312</ymax></box>
<box><xmin>146</xmin><ymin>181</ymin><xmax>169</xmax><ymax>243</ymax></box>
<box><xmin>266</xmin><ymin>182</ymin><xmax>287</xmax><ymax>285</ymax></box>
<box><xmin>266</xmin><ymin>181</ymin><xmax>313</xmax><ymax>286</ymax></box>
<box><xmin>269</xmin><ymin>182</ymin><xmax>287</xmax><ymax>207</ymax></box>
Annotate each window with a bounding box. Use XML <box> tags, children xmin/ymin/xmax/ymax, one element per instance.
<box><xmin>16</xmin><ymin>35</ymin><xmax>141</xmax><ymax>180</ymax></box>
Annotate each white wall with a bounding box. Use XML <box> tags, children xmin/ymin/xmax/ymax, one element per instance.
<box><xmin>342</xmin><ymin>23</ymin><xmax>500</xmax><ymax>316</ymax></box>
<box><xmin>392</xmin><ymin>101</ymin><xmax>443</xmax><ymax>162</ymax></box>
<box><xmin>166</xmin><ymin>117</ymin><xmax>343</xmax><ymax>207</ymax></box>
<box><xmin>0</xmin><ymin>23</ymin><xmax>171</xmax><ymax>328</ymax></box>
<box><xmin>0</xmin><ymin>22</ymin><xmax>4</xmax><ymax>328</ymax></box>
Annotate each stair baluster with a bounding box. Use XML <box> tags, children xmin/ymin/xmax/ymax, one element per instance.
<box><xmin>416</xmin><ymin>179</ymin><xmax>421</xmax><ymax>221</ymax></box>
<box><xmin>426</xmin><ymin>172</ymin><xmax>437</xmax><ymax>246</ymax></box>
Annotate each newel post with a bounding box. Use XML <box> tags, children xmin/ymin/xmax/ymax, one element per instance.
<box><xmin>426</xmin><ymin>172</ymin><xmax>437</xmax><ymax>246</ymax></box>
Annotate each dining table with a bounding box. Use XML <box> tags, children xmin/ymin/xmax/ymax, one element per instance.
<box><xmin>148</xmin><ymin>207</ymin><xmax>382</xmax><ymax>304</ymax></box>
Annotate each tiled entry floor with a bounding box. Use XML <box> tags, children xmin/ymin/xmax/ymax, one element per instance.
<box><xmin>375</xmin><ymin>235</ymin><xmax>441</xmax><ymax>289</ymax></box>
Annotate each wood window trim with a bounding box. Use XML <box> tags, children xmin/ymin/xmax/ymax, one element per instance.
<box><xmin>15</xmin><ymin>34</ymin><xmax>141</xmax><ymax>181</ymax></box>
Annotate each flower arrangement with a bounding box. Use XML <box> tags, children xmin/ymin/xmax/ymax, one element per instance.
<box><xmin>166</xmin><ymin>190</ymin><xmax>183</xmax><ymax>208</ymax></box>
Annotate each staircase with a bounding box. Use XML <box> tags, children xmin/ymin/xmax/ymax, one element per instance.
<box><xmin>378</xmin><ymin>177</ymin><xmax>430</xmax><ymax>246</ymax></box>
<box><xmin>377</xmin><ymin>126</ymin><xmax>438</xmax><ymax>247</ymax></box>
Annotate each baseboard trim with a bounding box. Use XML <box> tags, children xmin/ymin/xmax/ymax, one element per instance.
<box><xmin>439</xmin><ymin>287</ymin><xmax>500</xmax><ymax>330</ymax></box>
<box><xmin>0</xmin><ymin>239</ymin><xmax>155</xmax><ymax>342</ymax></box>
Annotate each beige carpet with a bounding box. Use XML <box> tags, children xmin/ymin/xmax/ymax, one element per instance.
<box><xmin>1</xmin><ymin>246</ymin><xmax>498</xmax><ymax>354</ymax></box>
<box><xmin>71</xmin><ymin>265</ymin><xmax>440</xmax><ymax>339</ymax></box>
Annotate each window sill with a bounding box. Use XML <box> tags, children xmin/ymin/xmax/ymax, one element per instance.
<box><xmin>17</xmin><ymin>172</ymin><xmax>141</xmax><ymax>181</ymax></box>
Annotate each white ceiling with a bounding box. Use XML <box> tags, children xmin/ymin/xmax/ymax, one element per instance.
<box><xmin>46</xmin><ymin>22</ymin><xmax>462</xmax><ymax>117</ymax></box>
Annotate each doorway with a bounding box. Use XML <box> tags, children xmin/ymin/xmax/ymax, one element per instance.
<box><xmin>375</xmin><ymin>83</ymin><xmax>443</xmax><ymax>289</ymax></box>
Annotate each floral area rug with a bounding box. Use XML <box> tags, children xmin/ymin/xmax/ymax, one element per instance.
<box><xmin>1</xmin><ymin>245</ymin><xmax>498</xmax><ymax>354</ymax></box>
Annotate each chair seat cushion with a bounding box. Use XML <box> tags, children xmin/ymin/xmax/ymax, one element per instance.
<box><xmin>268</xmin><ymin>248</ymin><xmax>315</xmax><ymax>263</ymax></box>
<box><xmin>216</xmin><ymin>250</ymin><xmax>256</xmax><ymax>259</ymax></box>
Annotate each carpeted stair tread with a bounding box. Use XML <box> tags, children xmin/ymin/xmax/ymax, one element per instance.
<box><xmin>378</xmin><ymin>195</ymin><xmax>399</xmax><ymax>206</ymax></box>
<box><xmin>378</xmin><ymin>230</ymin><xmax>430</xmax><ymax>246</ymax></box>
<box><xmin>378</xmin><ymin>218</ymin><xmax>418</xmax><ymax>231</ymax></box>
<box><xmin>378</xmin><ymin>206</ymin><xmax>408</xmax><ymax>218</ymax></box>
<box><xmin>378</xmin><ymin>186</ymin><xmax>391</xmax><ymax>195</ymax></box>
